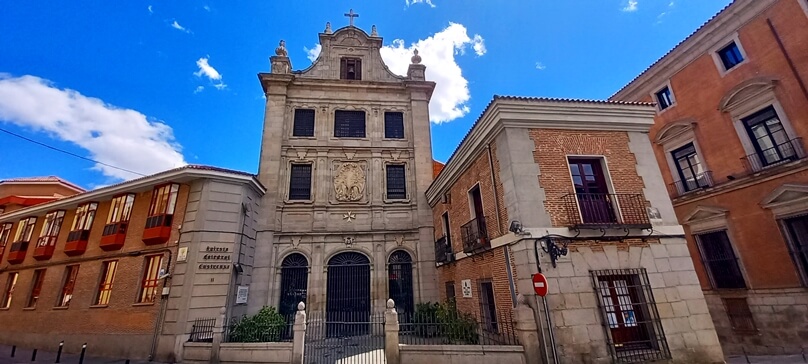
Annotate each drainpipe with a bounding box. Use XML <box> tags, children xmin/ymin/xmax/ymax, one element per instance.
<box><xmin>148</xmin><ymin>248</ymin><xmax>174</xmax><ymax>361</ymax></box>
<box><xmin>486</xmin><ymin>144</ymin><xmax>503</xmax><ymax>235</ymax></box>
<box><xmin>766</xmin><ymin>18</ymin><xmax>808</xmax><ymax>102</ymax></box>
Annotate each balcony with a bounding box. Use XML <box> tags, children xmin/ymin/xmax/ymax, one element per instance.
<box><xmin>434</xmin><ymin>236</ymin><xmax>454</xmax><ymax>264</ymax></box>
<box><xmin>6</xmin><ymin>241</ymin><xmax>29</xmax><ymax>264</ymax></box>
<box><xmin>461</xmin><ymin>216</ymin><xmax>490</xmax><ymax>254</ymax></box>
<box><xmin>562</xmin><ymin>193</ymin><xmax>651</xmax><ymax>230</ymax></box>
<box><xmin>668</xmin><ymin>171</ymin><xmax>714</xmax><ymax>198</ymax></box>
<box><xmin>64</xmin><ymin>229</ymin><xmax>91</xmax><ymax>256</ymax></box>
<box><xmin>143</xmin><ymin>214</ymin><xmax>173</xmax><ymax>245</ymax></box>
<box><xmin>100</xmin><ymin>222</ymin><xmax>128</xmax><ymax>251</ymax></box>
<box><xmin>33</xmin><ymin>236</ymin><xmax>57</xmax><ymax>260</ymax></box>
<box><xmin>742</xmin><ymin>138</ymin><xmax>805</xmax><ymax>173</ymax></box>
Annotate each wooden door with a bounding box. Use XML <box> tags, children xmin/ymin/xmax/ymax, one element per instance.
<box><xmin>569</xmin><ymin>159</ymin><xmax>616</xmax><ymax>224</ymax></box>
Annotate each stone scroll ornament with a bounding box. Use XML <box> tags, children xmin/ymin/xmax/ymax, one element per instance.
<box><xmin>334</xmin><ymin>163</ymin><xmax>366</xmax><ymax>202</ymax></box>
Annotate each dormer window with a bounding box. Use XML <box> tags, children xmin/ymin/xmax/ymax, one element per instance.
<box><xmin>340</xmin><ymin>58</ymin><xmax>362</xmax><ymax>80</ymax></box>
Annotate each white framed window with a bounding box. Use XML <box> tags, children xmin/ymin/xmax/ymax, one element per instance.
<box><xmin>654</xmin><ymin>120</ymin><xmax>712</xmax><ymax>197</ymax></box>
<box><xmin>651</xmin><ymin>81</ymin><xmax>676</xmax><ymax>112</ymax></box>
<box><xmin>711</xmin><ymin>34</ymin><xmax>748</xmax><ymax>76</ymax></box>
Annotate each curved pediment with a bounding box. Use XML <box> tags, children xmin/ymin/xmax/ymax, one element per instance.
<box><xmin>295</xmin><ymin>25</ymin><xmax>405</xmax><ymax>82</ymax></box>
<box><xmin>719</xmin><ymin>76</ymin><xmax>778</xmax><ymax>112</ymax></box>
<box><xmin>654</xmin><ymin>119</ymin><xmax>697</xmax><ymax>145</ymax></box>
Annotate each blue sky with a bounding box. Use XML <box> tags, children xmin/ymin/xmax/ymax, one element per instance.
<box><xmin>0</xmin><ymin>0</ymin><xmax>731</xmax><ymax>189</ymax></box>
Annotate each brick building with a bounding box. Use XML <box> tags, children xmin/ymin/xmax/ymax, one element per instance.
<box><xmin>0</xmin><ymin>176</ymin><xmax>84</xmax><ymax>214</ymax></box>
<box><xmin>0</xmin><ymin>165</ymin><xmax>265</xmax><ymax>361</ymax></box>
<box><xmin>611</xmin><ymin>0</ymin><xmax>808</xmax><ymax>356</ymax></box>
<box><xmin>427</xmin><ymin>96</ymin><xmax>724</xmax><ymax>363</ymax></box>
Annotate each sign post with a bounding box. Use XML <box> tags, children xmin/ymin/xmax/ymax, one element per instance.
<box><xmin>532</xmin><ymin>273</ymin><xmax>548</xmax><ymax>297</ymax></box>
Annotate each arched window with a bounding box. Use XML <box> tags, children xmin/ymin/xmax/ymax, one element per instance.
<box><xmin>279</xmin><ymin>253</ymin><xmax>308</xmax><ymax>317</ymax></box>
<box><xmin>388</xmin><ymin>250</ymin><xmax>414</xmax><ymax>317</ymax></box>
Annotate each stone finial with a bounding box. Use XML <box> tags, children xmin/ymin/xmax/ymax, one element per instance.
<box><xmin>325</xmin><ymin>22</ymin><xmax>332</xmax><ymax>34</ymax></box>
<box><xmin>275</xmin><ymin>40</ymin><xmax>288</xmax><ymax>57</ymax></box>
<box><xmin>219</xmin><ymin>306</ymin><xmax>227</xmax><ymax>315</ymax></box>
<box><xmin>371</xmin><ymin>25</ymin><xmax>378</xmax><ymax>37</ymax></box>
<box><xmin>386</xmin><ymin>298</ymin><xmax>395</xmax><ymax>309</ymax></box>
<box><xmin>297</xmin><ymin>301</ymin><xmax>306</xmax><ymax>311</ymax></box>
<box><xmin>411</xmin><ymin>49</ymin><xmax>422</xmax><ymax>64</ymax></box>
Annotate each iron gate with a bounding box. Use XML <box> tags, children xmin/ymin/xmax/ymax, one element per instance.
<box><xmin>279</xmin><ymin>253</ymin><xmax>308</xmax><ymax>340</ymax></box>
<box><xmin>304</xmin><ymin>311</ymin><xmax>386</xmax><ymax>364</ymax></box>
<box><xmin>326</xmin><ymin>252</ymin><xmax>371</xmax><ymax>337</ymax></box>
<box><xmin>387</xmin><ymin>250</ymin><xmax>414</xmax><ymax>324</ymax></box>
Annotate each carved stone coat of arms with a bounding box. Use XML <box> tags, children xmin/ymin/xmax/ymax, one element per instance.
<box><xmin>333</xmin><ymin>163</ymin><xmax>365</xmax><ymax>202</ymax></box>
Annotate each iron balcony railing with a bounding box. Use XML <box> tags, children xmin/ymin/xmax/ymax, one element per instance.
<box><xmin>668</xmin><ymin>171</ymin><xmax>714</xmax><ymax>198</ymax></box>
<box><xmin>461</xmin><ymin>216</ymin><xmax>489</xmax><ymax>254</ymax></box>
<box><xmin>562</xmin><ymin>193</ymin><xmax>651</xmax><ymax>229</ymax></box>
<box><xmin>434</xmin><ymin>236</ymin><xmax>454</xmax><ymax>264</ymax></box>
<box><xmin>742</xmin><ymin>137</ymin><xmax>805</xmax><ymax>173</ymax></box>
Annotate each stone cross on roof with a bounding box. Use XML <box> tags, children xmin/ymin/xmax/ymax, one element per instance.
<box><xmin>344</xmin><ymin>9</ymin><xmax>359</xmax><ymax>27</ymax></box>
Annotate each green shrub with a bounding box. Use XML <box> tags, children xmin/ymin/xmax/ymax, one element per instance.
<box><xmin>227</xmin><ymin>306</ymin><xmax>287</xmax><ymax>342</ymax></box>
<box><xmin>412</xmin><ymin>301</ymin><xmax>479</xmax><ymax>344</ymax></box>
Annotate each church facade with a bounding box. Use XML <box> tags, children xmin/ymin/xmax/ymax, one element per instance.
<box><xmin>248</xmin><ymin>22</ymin><xmax>440</xmax><ymax>318</ymax></box>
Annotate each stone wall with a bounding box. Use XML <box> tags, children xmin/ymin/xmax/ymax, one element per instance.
<box><xmin>399</xmin><ymin>345</ymin><xmax>525</xmax><ymax>364</ymax></box>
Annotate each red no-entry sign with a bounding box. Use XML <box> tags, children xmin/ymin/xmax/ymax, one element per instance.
<box><xmin>532</xmin><ymin>273</ymin><xmax>548</xmax><ymax>297</ymax></box>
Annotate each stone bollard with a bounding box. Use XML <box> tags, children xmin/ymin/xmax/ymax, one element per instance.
<box><xmin>292</xmin><ymin>302</ymin><xmax>307</xmax><ymax>364</ymax></box>
<box><xmin>384</xmin><ymin>299</ymin><xmax>401</xmax><ymax>364</ymax></box>
<box><xmin>210</xmin><ymin>307</ymin><xmax>226</xmax><ymax>364</ymax></box>
<box><xmin>514</xmin><ymin>294</ymin><xmax>543</xmax><ymax>364</ymax></box>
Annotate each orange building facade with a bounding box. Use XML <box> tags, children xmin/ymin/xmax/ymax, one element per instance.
<box><xmin>611</xmin><ymin>0</ymin><xmax>808</xmax><ymax>355</ymax></box>
<box><xmin>0</xmin><ymin>176</ymin><xmax>84</xmax><ymax>214</ymax></box>
<box><xmin>0</xmin><ymin>166</ymin><xmax>265</xmax><ymax>361</ymax></box>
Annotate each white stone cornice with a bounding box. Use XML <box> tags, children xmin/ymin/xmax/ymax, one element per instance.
<box><xmin>425</xmin><ymin>97</ymin><xmax>656</xmax><ymax>206</ymax></box>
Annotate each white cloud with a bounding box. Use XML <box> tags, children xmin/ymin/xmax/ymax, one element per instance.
<box><xmin>379</xmin><ymin>23</ymin><xmax>485</xmax><ymax>124</ymax></box>
<box><xmin>0</xmin><ymin>74</ymin><xmax>185</xmax><ymax>180</ymax></box>
<box><xmin>471</xmin><ymin>35</ymin><xmax>486</xmax><ymax>56</ymax></box>
<box><xmin>194</xmin><ymin>86</ymin><xmax>204</xmax><ymax>94</ymax></box>
<box><xmin>171</xmin><ymin>20</ymin><xmax>191</xmax><ymax>33</ymax></box>
<box><xmin>622</xmin><ymin>0</ymin><xmax>638</xmax><ymax>12</ymax></box>
<box><xmin>194</xmin><ymin>57</ymin><xmax>227</xmax><ymax>90</ymax></box>
<box><xmin>203</xmin><ymin>5</ymin><xmax>211</xmax><ymax>11</ymax></box>
<box><xmin>406</xmin><ymin>0</ymin><xmax>436</xmax><ymax>7</ymax></box>
<box><xmin>303</xmin><ymin>44</ymin><xmax>322</xmax><ymax>62</ymax></box>
<box><xmin>147</xmin><ymin>5</ymin><xmax>153</xmax><ymax>13</ymax></box>
<box><xmin>535</xmin><ymin>62</ymin><xmax>546</xmax><ymax>70</ymax></box>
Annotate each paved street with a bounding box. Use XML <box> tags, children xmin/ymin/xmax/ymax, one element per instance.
<box><xmin>726</xmin><ymin>354</ymin><xmax>808</xmax><ymax>364</ymax></box>
<box><xmin>0</xmin><ymin>345</ymin><xmax>167</xmax><ymax>364</ymax></box>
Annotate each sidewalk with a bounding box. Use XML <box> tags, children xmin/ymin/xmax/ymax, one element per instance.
<box><xmin>0</xmin><ymin>345</ymin><xmax>167</xmax><ymax>364</ymax></box>
<box><xmin>726</xmin><ymin>354</ymin><xmax>808</xmax><ymax>364</ymax></box>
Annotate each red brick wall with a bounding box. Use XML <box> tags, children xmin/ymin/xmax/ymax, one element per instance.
<box><xmin>623</xmin><ymin>0</ymin><xmax>808</xmax><ymax>290</ymax></box>
<box><xmin>529</xmin><ymin>129</ymin><xmax>647</xmax><ymax>227</ymax></box>
<box><xmin>436</xmin><ymin>246</ymin><xmax>514</xmax><ymax>317</ymax></box>
<box><xmin>0</xmin><ymin>184</ymin><xmax>187</xmax><ymax>339</ymax></box>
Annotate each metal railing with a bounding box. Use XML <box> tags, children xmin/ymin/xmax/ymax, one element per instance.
<box><xmin>668</xmin><ymin>171</ymin><xmax>713</xmax><ymax>198</ymax></box>
<box><xmin>563</xmin><ymin>193</ymin><xmax>651</xmax><ymax>229</ymax></box>
<box><xmin>102</xmin><ymin>222</ymin><xmax>128</xmax><ymax>236</ymax></box>
<box><xmin>460</xmin><ymin>216</ymin><xmax>489</xmax><ymax>253</ymax></box>
<box><xmin>66</xmin><ymin>229</ymin><xmax>91</xmax><ymax>242</ymax></box>
<box><xmin>9</xmin><ymin>241</ymin><xmax>29</xmax><ymax>252</ymax></box>
<box><xmin>398</xmin><ymin>304</ymin><xmax>518</xmax><ymax>346</ymax></box>
<box><xmin>434</xmin><ymin>236</ymin><xmax>453</xmax><ymax>264</ymax></box>
<box><xmin>742</xmin><ymin>137</ymin><xmax>805</xmax><ymax>173</ymax></box>
<box><xmin>188</xmin><ymin>318</ymin><xmax>216</xmax><ymax>342</ymax></box>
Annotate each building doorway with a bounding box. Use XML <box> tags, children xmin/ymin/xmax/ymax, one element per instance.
<box><xmin>326</xmin><ymin>252</ymin><xmax>371</xmax><ymax>337</ymax></box>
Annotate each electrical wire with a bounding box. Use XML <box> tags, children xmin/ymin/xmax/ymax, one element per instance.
<box><xmin>0</xmin><ymin>126</ymin><xmax>147</xmax><ymax>177</ymax></box>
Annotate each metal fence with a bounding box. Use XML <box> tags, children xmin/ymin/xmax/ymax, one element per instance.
<box><xmin>398</xmin><ymin>306</ymin><xmax>519</xmax><ymax>346</ymax></box>
<box><xmin>188</xmin><ymin>318</ymin><xmax>216</xmax><ymax>343</ymax></box>
<box><xmin>223</xmin><ymin>314</ymin><xmax>295</xmax><ymax>343</ymax></box>
<box><xmin>304</xmin><ymin>310</ymin><xmax>386</xmax><ymax>364</ymax></box>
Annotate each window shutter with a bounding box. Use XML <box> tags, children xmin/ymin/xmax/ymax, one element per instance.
<box><xmin>340</xmin><ymin>59</ymin><xmax>348</xmax><ymax>80</ymax></box>
<box><xmin>384</xmin><ymin>112</ymin><xmax>405</xmax><ymax>139</ymax></box>
<box><xmin>386</xmin><ymin>165</ymin><xmax>407</xmax><ymax>199</ymax></box>
<box><xmin>334</xmin><ymin>110</ymin><xmax>366</xmax><ymax>138</ymax></box>
<box><xmin>293</xmin><ymin>109</ymin><xmax>315</xmax><ymax>137</ymax></box>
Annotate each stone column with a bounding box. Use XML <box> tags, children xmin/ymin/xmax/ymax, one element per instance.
<box><xmin>210</xmin><ymin>307</ymin><xmax>226</xmax><ymax>364</ymax></box>
<box><xmin>513</xmin><ymin>295</ymin><xmax>543</xmax><ymax>364</ymax></box>
<box><xmin>384</xmin><ymin>299</ymin><xmax>401</xmax><ymax>364</ymax></box>
<box><xmin>292</xmin><ymin>302</ymin><xmax>307</xmax><ymax>364</ymax></box>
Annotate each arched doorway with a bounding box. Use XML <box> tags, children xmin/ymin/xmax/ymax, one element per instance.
<box><xmin>326</xmin><ymin>251</ymin><xmax>371</xmax><ymax>337</ymax></box>
<box><xmin>388</xmin><ymin>250</ymin><xmax>414</xmax><ymax>318</ymax></box>
<box><xmin>278</xmin><ymin>253</ymin><xmax>308</xmax><ymax>317</ymax></box>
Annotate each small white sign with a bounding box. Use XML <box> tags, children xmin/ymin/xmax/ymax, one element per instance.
<box><xmin>461</xmin><ymin>279</ymin><xmax>472</xmax><ymax>298</ymax></box>
<box><xmin>236</xmin><ymin>285</ymin><xmax>249</xmax><ymax>304</ymax></box>
<box><xmin>177</xmin><ymin>247</ymin><xmax>188</xmax><ymax>262</ymax></box>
